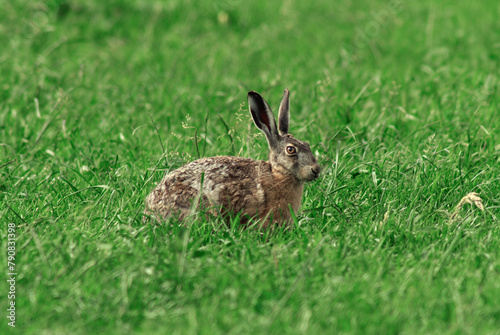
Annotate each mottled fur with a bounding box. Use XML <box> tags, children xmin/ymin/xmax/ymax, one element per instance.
<box><xmin>145</xmin><ymin>89</ymin><xmax>320</xmax><ymax>228</ymax></box>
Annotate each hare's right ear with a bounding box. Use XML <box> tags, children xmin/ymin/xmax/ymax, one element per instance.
<box><xmin>277</xmin><ymin>89</ymin><xmax>290</xmax><ymax>136</ymax></box>
<box><xmin>248</xmin><ymin>91</ymin><xmax>280</xmax><ymax>148</ymax></box>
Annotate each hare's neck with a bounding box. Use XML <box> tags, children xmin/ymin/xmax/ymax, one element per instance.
<box><xmin>271</xmin><ymin>171</ymin><xmax>304</xmax><ymax>214</ymax></box>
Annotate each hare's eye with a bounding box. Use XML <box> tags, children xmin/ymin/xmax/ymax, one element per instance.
<box><xmin>285</xmin><ymin>146</ymin><xmax>296</xmax><ymax>155</ymax></box>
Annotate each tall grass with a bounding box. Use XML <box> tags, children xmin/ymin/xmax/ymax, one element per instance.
<box><xmin>1</xmin><ymin>0</ymin><xmax>499</xmax><ymax>334</ymax></box>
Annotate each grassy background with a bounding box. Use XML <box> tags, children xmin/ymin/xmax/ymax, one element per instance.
<box><xmin>1</xmin><ymin>0</ymin><xmax>500</xmax><ymax>333</ymax></box>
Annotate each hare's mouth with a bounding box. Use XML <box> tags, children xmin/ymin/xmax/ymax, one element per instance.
<box><xmin>303</xmin><ymin>166</ymin><xmax>320</xmax><ymax>182</ymax></box>
<box><xmin>310</xmin><ymin>165</ymin><xmax>321</xmax><ymax>180</ymax></box>
<box><xmin>306</xmin><ymin>174</ymin><xmax>319</xmax><ymax>182</ymax></box>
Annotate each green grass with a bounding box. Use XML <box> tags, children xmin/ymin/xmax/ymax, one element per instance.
<box><xmin>1</xmin><ymin>0</ymin><xmax>500</xmax><ymax>333</ymax></box>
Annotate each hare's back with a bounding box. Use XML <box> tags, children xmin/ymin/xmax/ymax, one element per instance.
<box><xmin>165</xmin><ymin>156</ymin><xmax>271</xmax><ymax>207</ymax></box>
<box><xmin>166</xmin><ymin>155</ymin><xmax>267</xmax><ymax>186</ymax></box>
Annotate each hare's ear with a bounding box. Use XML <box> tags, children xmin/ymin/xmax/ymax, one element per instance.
<box><xmin>248</xmin><ymin>91</ymin><xmax>279</xmax><ymax>148</ymax></box>
<box><xmin>278</xmin><ymin>88</ymin><xmax>290</xmax><ymax>136</ymax></box>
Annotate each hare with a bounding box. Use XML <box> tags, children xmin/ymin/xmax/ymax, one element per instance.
<box><xmin>144</xmin><ymin>89</ymin><xmax>321</xmax><ymax>228</ymax></box>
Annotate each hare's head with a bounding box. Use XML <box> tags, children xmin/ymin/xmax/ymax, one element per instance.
<box><xmin>248</xmin><ymin>89</ymin><xmax>321</xmax><ymax>183</ymax></box>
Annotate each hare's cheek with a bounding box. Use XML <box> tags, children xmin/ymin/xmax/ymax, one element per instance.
<box><xmin>277</xmin><ymin>155</ymin><xmax>295</xmax><ymax>170</ymax></box>
<box><xmin>299</xmin><ymin>168</ymin><xmax>309</xmax><ymax>180</ymax></box>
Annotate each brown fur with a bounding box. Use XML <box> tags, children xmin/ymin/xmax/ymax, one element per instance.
<box><xmin>144</xmin><ymin>89</ymin><xmax>320</xmax><ymax>228</ymax></box>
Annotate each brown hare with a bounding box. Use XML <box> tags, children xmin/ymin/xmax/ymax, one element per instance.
<box><xmin>144</xmin><ymin>89</ymin><xmax>321</xmax><ymax>228</ymax></box>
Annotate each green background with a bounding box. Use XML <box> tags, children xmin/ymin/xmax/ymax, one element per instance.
<box><xmin>1</xmin><ymin>0</ymin><xmax>499</xmax><ymax>333</ymax></box>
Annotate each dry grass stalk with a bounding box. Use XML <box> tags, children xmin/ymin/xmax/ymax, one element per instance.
<box><xmin>450</xmin><ymin>192</ymin><xmax>484</xmax><ymax>221</ymax></box>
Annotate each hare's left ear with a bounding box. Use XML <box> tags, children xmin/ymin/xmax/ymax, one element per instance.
<box><xmin>248</xmin><ymin>91</ymin><xmax>280</xmax><ymax>149</ymax></box>
<box><xmin>278</xmin><ymin>89</ymin><xmax>290</xmax><ymax>136</ymax></box>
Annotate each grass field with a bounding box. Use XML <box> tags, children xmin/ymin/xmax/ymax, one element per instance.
<box><xmin>1</xmin><ymin>0</ymin><xmax>500</xmax><ymax>334</ymax></box>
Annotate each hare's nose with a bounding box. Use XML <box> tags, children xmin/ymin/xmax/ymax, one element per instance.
<box><xmin>311</xmin><ymin>165</ymin><xmax>321</xmax><ymax>177</ymax></box>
